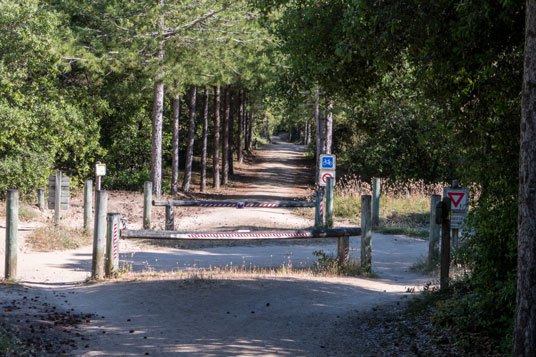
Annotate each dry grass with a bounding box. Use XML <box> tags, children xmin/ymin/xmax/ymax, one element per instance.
<box><xmin>0</xmin><ymin>201</ymin><xmax>40</xmax><ymax>222</ymax></box>
<box><xmin>26</xmin><ymin>226</ymin><xmax>92</xmax><ymax>251</ymax></box>
<box><xmin>113</xmin><ymin>258</ymin><xmax>373</xmax><ymax>282</ymax></box>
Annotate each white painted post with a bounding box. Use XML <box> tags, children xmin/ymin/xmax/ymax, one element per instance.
<box><xmin>325</xmin><ymin>176</ymin><xmax>334</xmax><ymax>228</ymax></box>
<box><xmin>165</xmin><ymin>204</ymin><xmax>175</xmax><ymax>230</ymax></box>
<box><xmin>315</xmin><ymin>190</ymin><xmax>324</xmax><ymax>228</ymax></box>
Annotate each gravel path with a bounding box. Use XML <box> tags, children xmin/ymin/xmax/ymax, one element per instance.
<box><xmin>0</xmin><ymin>137</ymin><xmax>434</xmax><ymax>356</ymax></box>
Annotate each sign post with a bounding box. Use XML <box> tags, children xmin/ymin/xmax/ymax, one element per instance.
<box><xmin>318</xmin><ymin>154</ymin><xmax>336</xmax><ymax>187</ymax></box>
<box><xmin>444</xmin><ymin>180</ymin><xmax>469</xmax><ymax>250</ymax></box>
<box><xmin>95</xmin><ymin>162</ymin><xmax>106</xmax><ymax>191</ymax></box>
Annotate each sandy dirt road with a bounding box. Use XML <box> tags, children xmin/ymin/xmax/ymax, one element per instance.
<box><xmin>0</xmin><ymin>137</ymin><xmax>433</xmax><ymax>356</ymax></box>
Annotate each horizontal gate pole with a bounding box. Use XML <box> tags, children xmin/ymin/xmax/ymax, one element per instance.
<box><xmin>152</xmin><ymin>199</ymin><xmax>315</xmax><ymax>208</ymax></box>
<box><xmin>121</xmin><ymin>227</ymin><xmax>362</xmax><ymax>240</ymax></box>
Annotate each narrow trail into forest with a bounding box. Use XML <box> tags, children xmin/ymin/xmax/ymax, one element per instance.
<box><xmin>0</xmin><ymin>137</ymin><xmax>433</xmax><ymax>356</ymax></box>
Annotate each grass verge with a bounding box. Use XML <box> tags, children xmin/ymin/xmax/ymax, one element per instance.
<box><xmin>26</xmin><ymin>226</ymin><xmax>91</xmax><ymax>251</ymax></box>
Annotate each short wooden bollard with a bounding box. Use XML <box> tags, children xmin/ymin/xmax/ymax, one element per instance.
<box><xmin>105</xmin><ymin>213</ymin><xmax>120</xmax><ymax>277</ymax></box>
<box><xmin>372</xmin><ymin>178</ymin><xmax>381</xmax><ymax>227</ymax></box>
<box><xmin>428</xmin><ymin>194</ymin><xmax>441</xmax><ymax>267</ymax></box>
<box><xmin>440</xmin><ymin>197</ymin><xmax>451</xmax><ymax>290</ymax></box>
<box><xmin>92</xmin><ymin>190</ymin><xmax>108</xmax><ymax>280</ymax></box>
<box><xmin>143</xmin><ymin>181</ymin><xmax>152</xmax><ymax>229</ymax></box>
<box><xmin>5</xmin><ymin>189</ymin><xmax>18</xmax><ymax>280</ymax></box>
<box><xmin>84</xmin><ymin>179</ymin><xmax>93</xmax><ymax>230</ymax></box>
<box><xmin>337</xmin><ymin>234</ymin><xmax>350</xmax><ymax>266</ymax></box>
<box><xmin>165</xmin><ymin>205</ymin><xmax>175</xmax><ymax>230</ymax></box>
<box><xmin>54</xmin><ymin>170</ymin><xmax>61</xmax><ymax>225</ymax></box>
<box><xmin>325</xmin><ymin>176</ymin><xmax>334</xmax><ymax>228</ymax></box>
<box><xmin>37</xmin><ymin>188</ymin><xmax>45</xmax><ymax>211</ymax></box>
<box><xmin>315</xmin><ymin>190</ymin><xmax>324</xmax><ymax>228</ymax></box>
<box><xmin>361</xmin><ymin>195</ymin><xmax>372</xmax><ymax>271</ymax></box>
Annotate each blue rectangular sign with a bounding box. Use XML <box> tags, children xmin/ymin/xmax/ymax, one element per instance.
<box><xmin>320</xmin><ymin>155</ymin><xmax>335</xmax><ymax>169</ymax></box>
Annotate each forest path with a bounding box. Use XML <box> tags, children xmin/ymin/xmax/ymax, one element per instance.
<box><xmin>0</xmin><ymin>137</ymin><xmax>433</xmax><ymax>356</ymax></box>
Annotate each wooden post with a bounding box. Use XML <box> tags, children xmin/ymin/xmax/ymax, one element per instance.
<box><xmin>143</xmin><ymin>181</ymin><xmax>152</xmax><ymax>229</ymax></box>
<box><xmin>84</xmin><ymin>179</ymin><xmax>93</xmax><ymax>230</ymax></box>
<box><xmin>361</xmin><ymin>195</ymin><xmax>372</xmax><ymax>271</ymax></box>
<box><xmin>372</xmin><ymin>177</ymin><xmax>381</xmax><ymax>227</ymax></box>
<box><xmin>5</xmin><ymin>189</ymin><xmax>18</xmax><ymax>280</ymax></box>
<box><xmin>37</xmin><ymin>188</ymin><xmax>45</xmax><ymax>211</ymax></box>
<box><xmin>165</xmin><ymin>204</ymin><xmax>175</xmax><ymax>231</ymax></box>
<box><xmin>337</xmin><ymin>234</ymin><xmax>350</xmax><ymax>266</ymax></box>
<box><xmin>105</xmin><ymin>213</ymin><xmax>120</xmax><ymax>278</ymax></box>
<box><xmin>428</xmin><ymin>194</ymin><xmax>441</xmax><ymax>267</ymax></box>
<box><xmin>325</xmin><ymin>176</ymin><xmax>334</xmax><ymax>228</ymax></box>
<box><xmin>54</xmin><ymin>170</ymin><xmax>61</xmax><ymax>225</ymax></box>
<box><xmin>315</xmin><ymin>190</ymin><xmax>324</xmax><ymax>228</ymax></box>
<box><xmin>92</xmin><ymin>190</ymin><xmax>108</xmax><ymax>280</ymax></box>
<box><xmin>440</xmin><ymin>197</ymin><xmax>451</xmax><ymax>290</ymax></box>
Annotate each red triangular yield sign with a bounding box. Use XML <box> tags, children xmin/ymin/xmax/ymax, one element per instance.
<box><xmin>448</xmin><ymin>192</ymin><xmax>465</xmax><ymax>208</ymax></box>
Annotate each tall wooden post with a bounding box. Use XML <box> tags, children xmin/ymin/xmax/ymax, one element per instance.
<box><xmin>440</xmin><ymin>197</ymin><xmax>451</xmax><ymax>290</ymax></box>
<box><xmin>361</xmin><ymin>195</ymin><xmax>372</xmax><ymax>271</ymax></box>
<box><xmin>5</xmin><ymin>189</ymin><xmax>18</xmax><ymax>280</ymax></box>
<box><xmin>337</xmin><ymin>234</ymin><xmax>350</xmax><ymax>267</ymax></box>
<box><xmin>165</xmin><ymin>204</ymin><xmax>175</xmax><ymax>231</ymax></box>
<box><xmin>315</xmin><ymin>190</ymin><xmax>324</xmax><ymax>228</ymax></box>
<box><xmin>54</xmin><ymin>170</ymin><xmax>61</xmax><ymax>225</ymax></box>
<box><xmin>84</xmin><ymin>179</ymin><xmax>93</xmax><ymax>230</ymax></box>
<box><xmin>37</xmin><ymin>188</ymin><xmax>45</xmax><ymax>211</ymax></box>
<box><xmin>428</xmin><ymin>194</ymin><xmax>441</xmax><ymax>267</ymax></box>
<box><xmin>143</xmin><ymin>181</ymin><xmax>152</xmax><ymax>229</ymax></box>
<box><xmin>372</xmin><ymin>177</ymin><xmax>381</xmax><ymax>227</ymax></box>
<box><xmin>325</xmin><ymin>176</ymin><xmax>334</xmax><ymax>228</ymax></box>
<box><xmin>105</xmin><ymin>213</ymin><xmax>120</xmax><ymax>278</ymax></box>
<box><xmin>92</xmin><ymin>190</ymin><xmax>108</xmax><ymax>280</ymax></box>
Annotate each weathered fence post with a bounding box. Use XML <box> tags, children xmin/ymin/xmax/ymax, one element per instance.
<box><xmin>5</xmin><ymin>189</ymin><xmax>18</xmax><ymax>280</ymax></box>
<box><xmin>54</xmin><ymin>170</ymin><xmax>61</xmax><ymax>225</ymax></box>
<box><xmin>84</xmin><ymin>179</ymin><xmax>93</xmax><ymax>230</ymax></box>
<box><xmin>361</xmin><ymin>195</ymin><xmax>372</xmax><ymax>272</ymax></box>
<box><xmin>105</xmin><ymin>212</ymin><xmax>120</xmax><ymax>278</ymax></box>
<box><xmin>143</xmin><ymin>181</ymin><xmax>152</xmax><ymax>229</ymax></box>
<box><xmin>37</xmin><ymin>188</ymin><xmax>45</xmax><ymax>211</ymax></box>
<box><xmin>372</xmin><ymin>177</ymin><xmax>381</xmax><ymax>227</ymax></box>
<box><xmin>315</xmin><ymin>190</ymin><xmax>324</xmax><ymax>228</ymax></box>
<box><xmin>337</xmin><ymin>234</ymin><xmax>350</xmax><ymax>267</ymax></box>
<box><xmin>428</xmin><ymin>194</ymin><xmax>441</xmax><ymax>267</ymax></box>
<box><xmin>440</xmin><ymin>197</ymin><xmax>451</xmax><ymax>290</ymax></box>
<box><xmin>92</xmin><ymin>190</ymin><xmax>108</xmax><ymax>280</ymax></box>
<box><xmin>325</xmin><ymin>176</ymin><xmax>334</xmax><ymax>228</ymax></box>
<box><xmin>165</xmin><ymin>204</ymin><xmax>175</xmax><ymax>231</ymax></box>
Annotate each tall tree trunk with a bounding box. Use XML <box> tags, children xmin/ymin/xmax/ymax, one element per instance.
<box><xmin>229</xmin><ymin>88</ymin><xmax>235</xmax><ymax>176</ymax></box>
<box><xmin>514</xmin><ymin>1</ymin><xmax>536</xmax><ymax>354</ymax></box>
<box><xmin>314</xmin><ymin>89</ymin><xmax>321</xmax><ymax>184</ymax></box>
<box><xmin>326</xmin><ymin>101</ymin><xmax>333</xmax><ymax>154</ymax></box>
<box><xmin>171</xmin><ymin>80</ymin><xmax>180</xmax><ymax>194</ymax></box>
<box><xmin>213</xmin><ymin>86</ymin><xmax>221</xmax><ymax>189</ymax></box>
<box><xmin>182</xmin><ymin>85</ymin><xmax>197</xmax><ymax>193</ymax></box>
<box><xmin>247</xmin><ymin>110</ymin><xmax>254</xmax><ymax>150</ymax></box>
<box><xmin>238</xmin><ymin>89</ymin><xmax>244</xmax><ymax>163</ymax></box>
<box><xmin>200</xmin><ymin>87</ymin><xmax>209</xmax><ymax>193</ymax></box>
<box><xmin>222</xmin><ymin>85</ymin><xmax>230</xmax><ymax>185</ymax></box>
<box><xmin>150</xmin><ymin>0</ymin><xmax>165</xmax><ymax>197</ymax></box>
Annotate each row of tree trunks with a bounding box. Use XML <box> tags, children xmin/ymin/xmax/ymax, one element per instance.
<box><xmin>152</xmin><ymin>82</ymin><xmax>254</xmax><ymax>196</ymax></box>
